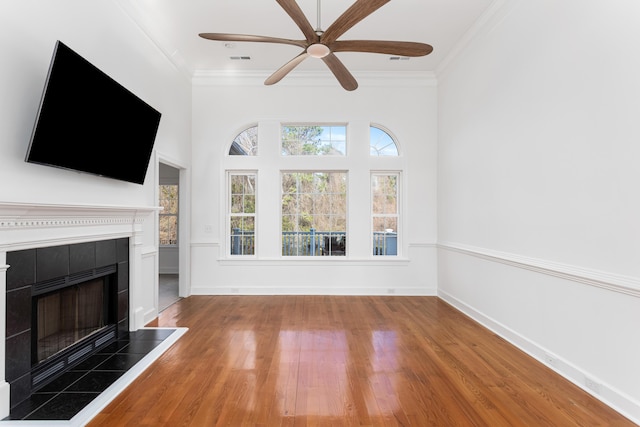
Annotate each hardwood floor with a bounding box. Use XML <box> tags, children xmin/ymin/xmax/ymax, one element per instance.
<box><xmin>88</xmin><ymin>296</ymin><xmax>635</xmax><ymax>426</ymax></box>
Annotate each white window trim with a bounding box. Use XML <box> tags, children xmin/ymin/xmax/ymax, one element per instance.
<box><xmin>371</xmin><ymin>171</ymin><xmax>401</xmax><ymax>257</ymax></box>
<box><xmin>226</xmin><ymin>170</ymin><xmax>258</xmax><ymax>258</ymax></box>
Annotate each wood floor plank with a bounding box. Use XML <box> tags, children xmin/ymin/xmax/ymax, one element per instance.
<box><xmin>87</xmin><ymin>296</ymin><xmax>637</xmax><ymax>426</ymax></box>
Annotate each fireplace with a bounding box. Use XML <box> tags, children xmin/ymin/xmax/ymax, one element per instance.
<box><xmin>5</xmin><ymin>238</ymin><xmax>129</xmax><ymax>409</ymax></box>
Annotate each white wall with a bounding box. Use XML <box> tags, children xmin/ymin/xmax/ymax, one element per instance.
<box><xmin>190</xmin><ymin>76</ymin><xmax>438</xmax><ymax>295</ymax></box>
<box><xmin>437</xmin><ymin>0</ymin><xmax>640</xmax><ymax>422</ymax></box>
<box><xmin>0</xmin><ymin>1</ymin><xmax>192</xmax><ymax>324</ymax></box>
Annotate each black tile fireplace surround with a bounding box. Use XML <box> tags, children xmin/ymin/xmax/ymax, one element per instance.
<box><xmin>5</xmin><ymin>238</ymin><xmax>130</xmax><ymax>411</ymax></box>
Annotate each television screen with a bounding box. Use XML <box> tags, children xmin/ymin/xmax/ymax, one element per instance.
<box><xmin>26</xmin><ymin>40</ymin><xmax>161</xmax><ymax>185</ymax></box>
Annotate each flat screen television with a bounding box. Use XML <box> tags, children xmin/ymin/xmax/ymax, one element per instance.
<box><xmin>26</xmin><ymin>40</ymin><xmax>162</xmax><ymax>185</ymax></box>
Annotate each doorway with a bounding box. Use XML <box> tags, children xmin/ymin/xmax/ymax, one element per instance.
<box><xmin>158</xmin><ymin>162</ymin><xmax>181</xmax><ymax>311</ymax></box>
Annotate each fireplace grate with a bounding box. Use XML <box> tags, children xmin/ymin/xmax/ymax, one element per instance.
<box><xmin>31</xmin><ymin>325</ymin><xmax>117</xmax><ymax>389</ymax></box>
<box><xmin>32</xmin><ymin>265</ymin><xmax>117</xmax><ymax>296</ymax></box>
<box><xmin>67</xmin><ymin>343</ymin><xmax>93</xmax><ymax>365</ymax></box>
<box><xmin>32</xmin><ymin>361</ymin><xmax>65</xmax><ymax>386</ymax></box>
<box><xmin>96</xmin><ymin>329</ymin><xmax>116</xmax><ymax>347</ymax></box>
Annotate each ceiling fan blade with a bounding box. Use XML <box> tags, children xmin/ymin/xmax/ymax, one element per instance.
<box><xmin>276</xmin><ymin>0</ymin><xmax>319</xmax><ymax>43</ymax></box>
<box><xmin>199</xmin><ymin>33</ymin><xmax>307</xmax><ymax>49</ymax></box>
<box><xmin>321</xmin><ymin>52</ymin><xmax>358</xmax><ymax>91</ymax></box>
<box><xmin>321</xmin><ymin>0</ymin><xmax>390</xmax><ymax>45</ymax></box>
<box><xmin>330</xmin><ymin>40</ymin><xmax>433</xmax><ymax>57</ymax></box>
<box><xmin>265</xmin><ymin>51</ymin><xmax>310</xmax><ymax>85</ymax></box>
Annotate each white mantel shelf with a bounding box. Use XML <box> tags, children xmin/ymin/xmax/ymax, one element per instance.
<box><xmin>0</xmin><ymin>201</ymin><xmax>160</xmax><ymax>251</ymax></box>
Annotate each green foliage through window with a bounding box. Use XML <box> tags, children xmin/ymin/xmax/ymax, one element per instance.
<box><xmin>372</xmin><ymin>174</ymin><xmax>398</xmax><ymax>255</ymax></box>
<box><xmin>282</xmin><ymin>125</ymin><xmax>346</xmax><ymax>156</ymax></box>
<box><xmin>159</xmin><ymin>185</ymin><xmax>178</xmax><ymax>246</ymax></box>
<box><xmin>229</xmin><ymin>174</ymin><xmax>256</xmax><ymax>255</ymax></box>
<box><xmin>281</xmin><ymin>172</ymin><xmax>347</xmax><ymax>256</ymax></box>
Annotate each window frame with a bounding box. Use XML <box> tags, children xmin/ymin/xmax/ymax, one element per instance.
<box><xmin>371</xmin><ymin>171</ymin><xmax>401</xmax><ymax>257</ymax></box>
<box><xmin>227</xmin><ymin>171</ymin><xmax>257</xmax><ymax>257</ymax></box>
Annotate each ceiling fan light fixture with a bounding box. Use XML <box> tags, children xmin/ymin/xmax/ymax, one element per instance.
<box><xmin>307</xmin><ymin>43</ymin><xmax>330</xmax><ymax>58</ymax></box>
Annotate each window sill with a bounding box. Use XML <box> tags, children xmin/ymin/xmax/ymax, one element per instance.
<box><xmin>218</xmin><ymin>257</ymin><xmax>410</xmax><ymax>266</ymax></box>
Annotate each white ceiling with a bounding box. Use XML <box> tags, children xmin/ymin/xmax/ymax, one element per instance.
<box><xmin>118</xmin><ymin>0</ymin><xmax>496</xmax><ymax>79</ymax></box>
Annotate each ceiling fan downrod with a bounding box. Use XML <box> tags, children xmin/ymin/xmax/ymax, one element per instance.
<box><xmin>315</xmin><ymin>0</ymin><xmax>323</xmax><ymax>35</ymax></box>
<box><xmin>308</xmin><ymin>0</ymin><xmax>329</xmax><ymax>57</ymax></box>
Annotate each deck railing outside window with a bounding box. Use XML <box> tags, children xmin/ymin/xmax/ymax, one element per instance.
<box><xmin>282</xmin><ymin>229</ymin><xmax>346</xmax><ymax>256</ymax></box>
<box><xmin>372</xmin><ymin>231</ymin><xmax>397</xmax><ymax>255</ymax></box>
<box><xmin>230</xmin><ymin>229</ymin><xmax>397</xmax><ymax>256</ymax></box>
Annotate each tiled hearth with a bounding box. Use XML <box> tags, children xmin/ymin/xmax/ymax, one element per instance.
<box><xmin>0</xmin><ymin>202</ymin><xmax>185</xmax><ymax>425</ymax></box>
<box><xmin>5</xmin><ymin>328</ymin><xmax>184</xmax><ymax>423</ymax></box>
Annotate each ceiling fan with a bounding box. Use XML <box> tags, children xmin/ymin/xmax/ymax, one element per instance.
<box><xmin>199</xmin><ymin>0</ymin><xmax>433</xmax><ymax>91</ymax></box>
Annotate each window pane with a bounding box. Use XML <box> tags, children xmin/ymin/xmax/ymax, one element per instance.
<box><xmin>281</xmin><ymin>172</ymin><xmax>347</xmax><ymax>256</ymax></box>
<box><xmin>372</xmin><ymin>173</ymin><xmax>399</xmax><ymax>256</ymax></box>
<box><xmin>244</xmin><ymin>194</ymin><xmax>255</xmax><ymax>214</ymax></box>
<box><xmin>370</xmin><ymin>126</ymin><xmax>399</xmax><ymax>156</ymax></box>
<box><xmin>229</xmin><ymin>173</ymin><xmax>256</xmax><ymax>256</ymax></box>
<box><xmin>159</xmin><ymin>184</ymin><xmax>178</xmax><ymax>246</ymax></box>
<box><xmin>231</xmin><ymin>195</ymin><xmax>243</xmax><ymax>214</ymax></box>
<box><xmin>282</xmin><ymin>125</ymin><xmax>346</xmax><ymax>156</ymax></box>
<box><xmin>242</xmin><ymin>216</ymin><xmax>255</xmax><ymax>232</ymax></box>
<box><xmin>159</xmin><ymin>216</ymin><xmax>178</xmax><ymax>245</ymax></box>
<box><xmin>229</xmin><ymin>126</ymin><xmax>258</xmax><ymax>156</ymax></box>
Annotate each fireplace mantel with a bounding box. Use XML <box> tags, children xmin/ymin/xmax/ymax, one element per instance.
<box><xmin>0</xmin><ymin>201</ymin><xmax>159</xmax><ymax>251</ymax></box>
<box><xmin>0</xmin><ymin>201</ymin><xmax>160</xmax><ymax>418</ymax></box>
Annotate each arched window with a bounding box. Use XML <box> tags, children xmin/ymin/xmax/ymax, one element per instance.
<box><xmin>370</xmin><ymin>125</ymin><xmax>399</xmax><ymax>156</ymax></box>
<box><xmin>229</xmin><ymin>125</ymin><xmax>258</xmax><ymax>156</ymax></box>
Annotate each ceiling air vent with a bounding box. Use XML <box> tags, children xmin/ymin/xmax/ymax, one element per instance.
<box><xmin>389</xmin><ymin>56</ymin><xmax>410</xmax><ymax>61</ymax></box>
<box><xmin>230</xmin><ymin>56</ymin><xmax>251</xmax><ymax>60</ymax></box>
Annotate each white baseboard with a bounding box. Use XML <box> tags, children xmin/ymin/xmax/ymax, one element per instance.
<box><xmin>0</xmin><ymin>381</ymin><xmax>10</xmax><ymax>420</ymax></box>
<box><xmin>438</xmin><ymin>290</ymin><xmax>640</xmax><ymax>426</ymax></box>
<box><xmin>190</xmin><ymin>285</ymin><xmax>437</xmax><ymax>296</ymax></box>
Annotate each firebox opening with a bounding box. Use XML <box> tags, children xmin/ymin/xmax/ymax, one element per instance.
<box><xmin>33</xmin><ymin>276</ymin><xmax>112</xmax><ymax>365</ymax></box>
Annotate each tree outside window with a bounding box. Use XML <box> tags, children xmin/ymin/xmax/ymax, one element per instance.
<box><xmin>281</xmin><ymin>172</ymin><xmax>347</xmax><ymax>256</ymax></box>
<box><xmin>159</xmin><ymin>184</ymin><xmax>178</xmax><ymax>246</ymax></box>
<box><xmin>282</xmin><ymin>125</ymin><xmax>346</xmax><ymax>156</ymax></box>
<box><xmin>372</xmin><ymin>174</ymin><xmax>399</xmax><ymax>255</ymax></box>
<box><xmin>229</xmin><ymin>173</ymin><xmax>256</xmax><ymax>255</ymax></box>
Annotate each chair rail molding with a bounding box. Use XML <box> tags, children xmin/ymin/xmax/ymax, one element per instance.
<box><xmin>437</xmin><ymin>242</ymin><xmax>640</xmax><ymax>298</ymax></box>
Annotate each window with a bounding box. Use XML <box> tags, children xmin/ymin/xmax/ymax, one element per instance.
<box><xmin>281</xmin><ymin>172</ymin><xmax>347</xmax><ymax>256</ymax></box>
<box><xmin>159</xmin><ymin>184</ymin><xmax>178</xmax><ymax>245</ymax></box>
<box><xmin>371</xmin><ymin>173</ymin><xmax>399</xmax><ymax>256</ymax></box>
<box><xmin>370</xmin><ymin>125</ymin><xmax>399</xmax><ymax>156</ymax></box>
<box><xmin>229</xmin><ymin>173</ymin><xmax>256</xmax><ymax>255</ymax></box>
<box><xmin>282</xmin><ymin>124</ymin><xmax>346</xmax><ymax>156</ymax></box>
<box><xmin>223</xmin><ymin>121</ymin><xmax>407</xmax><ymax>260</ymax></box>
<box><xmin>230</xmin><ymin>126</ymin><xmax>258</xmax><ymax>156</ymax></box>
